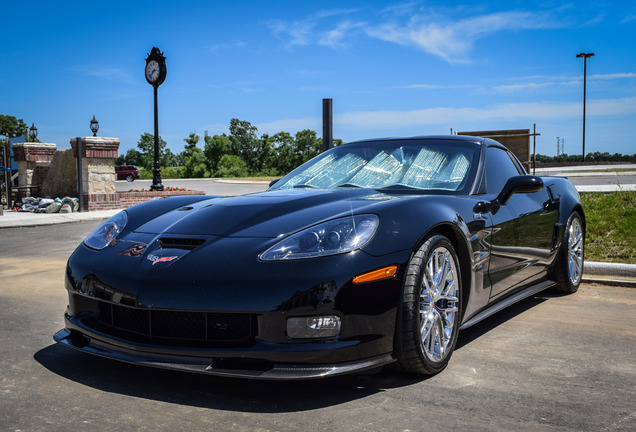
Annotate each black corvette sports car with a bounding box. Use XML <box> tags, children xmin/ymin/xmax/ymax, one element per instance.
<box><xmin>55</xmin><ymin>135</ymin><xmax>585</xmax><ymax>379</ymax></box>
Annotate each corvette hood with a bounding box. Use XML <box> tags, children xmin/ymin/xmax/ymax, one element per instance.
<box><xmin>133</xmin><ymin>189</ymin><xmax>392</xmax><ymax>238</ymax></box>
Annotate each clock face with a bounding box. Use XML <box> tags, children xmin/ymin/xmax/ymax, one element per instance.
<box><xmin>146</xmin><ymin>60</ymin><xmax>160</xmax><ymax>82</ymax></box>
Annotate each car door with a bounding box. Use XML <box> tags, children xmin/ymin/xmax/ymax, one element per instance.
<box><xmin>483</xmin><ymin>147</ymin><xmax>558</xmax><ymax>300</ymax></box>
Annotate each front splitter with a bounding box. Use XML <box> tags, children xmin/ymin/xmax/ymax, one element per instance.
<box><xmin>54</xmin><ymin>329</ymin><xmax>395</xmax><ymax>380</ymax></box>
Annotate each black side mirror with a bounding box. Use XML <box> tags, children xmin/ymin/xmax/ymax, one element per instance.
<box><xmin>497</xmin><ymin>175</ymin><xmax>544</xmax><ymax>206</ymax></box>
<box><xmin>269</xmin><ymin>178</ymin><xmax>281</xmax><ymax>188</ymax></box>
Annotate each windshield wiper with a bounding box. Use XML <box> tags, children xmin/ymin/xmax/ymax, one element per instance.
<box><xmin>335</xmin><ymin>183</ymin><xmax>363</xmax><ymax>188</ymax></box>
<box><xmin>292</xmin><ymin>184</ymin><xmax>319</xmax><ymax>189</ymax></box>
<box><xmin>375</xmin><ymin>185</ymin><xmax>424</xmax><ymax>192</ymax></box>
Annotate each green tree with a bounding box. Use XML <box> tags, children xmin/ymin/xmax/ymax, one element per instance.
<box><xmin>228</xmin><ymin>118</ymin><xmax>264</xmax><ymax>174</ymax></box>
<box><xmin>136</xmin><ymin>132</ymin><xmax>168</xmax><ymax>170</ymax></box>
<box><xmin>0</xmin><ymin>114</ymin><xmax>28</xmax><ymax>138</ymax></box>
<box><xmin>216</xmin><ymin>154</ymin><xmax>248</xmax><ymax>178</ymax></box>
<box><xmin>174</xmin><ymin>150</ymin><xmax>187</xmax><ymax>166</ymax></box>
<box><xmin>203</xmin><ymin>134</ymin><xmax>232</xmax><ymax>176</ymax></box>
<box><xmin>183</xmin><ymin>147</ymin><xmax>208</xmax><ymax>178</ymax></box>
<box><xmin>116</xmin><ymin>148</ymin><xmax>143</xmax><ymax>166</ymax></box>
<box><xmin>294</xmin><ymin>129</ymin><xmax>322</xmax><ymax>165</ymax></box>
<box><xmin>183</xmin><ymin>132</ymin><xmax>200</xmax><ymax>153</ymax></box>
<box><xmin>270</xmin><ymin>131</ymin><xmax>295</xmax><ymax>174</ymax></box>
<box><xmin>162</xmin><ymin>148</ymin><xmax>177</xmax><ymax>167</ymax></box>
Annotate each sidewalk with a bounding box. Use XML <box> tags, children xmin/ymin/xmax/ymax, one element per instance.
<box><xmin>0</xmin><ymin>208</ymin><xmax>122</xmax><ymax>228</ymax></box>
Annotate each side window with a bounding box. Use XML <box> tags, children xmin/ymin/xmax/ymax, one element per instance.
<box><xmin>485</xmin><ymin>147</ymin><xmax>522</xmax><ymax>194</ymax></box>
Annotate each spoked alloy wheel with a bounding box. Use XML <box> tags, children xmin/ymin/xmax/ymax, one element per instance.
<box><xmin>397</xmin><ymin>234</ymin><xmax>462</xmax><ymax>375</ymax></box>
<box><xmin>567</xmin><ymin>217</ymin><xmax>584</xmax><ymax>286</ymax></box>
<box><xmin>420</xmin><ymin>246</ymin><xmax>459</xmax><ymax>362</ymax></box>
<box><xmin>553</xmin><ymin>211</ymin><xmax>584</xmax><ymax>294</ymax></box>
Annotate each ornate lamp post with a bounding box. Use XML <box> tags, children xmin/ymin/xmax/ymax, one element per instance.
<box><xmin>28</xmin><ymin>123</ymin><xmax>38</xmax><ymax>142</ymax></box>
<box><xmin>90</xmin><ymin>115</ymin><xmax>99</xmax><ymax>137</ymax></box>
<box><xmin>576</xmin><ymin>52</ymin><xmax>594</xmax><ymax>162</ymax></box>
<box><xmin>145</xmin><ymin>47</ymin><xmax>167</xmax><ymax>191</ymax></box>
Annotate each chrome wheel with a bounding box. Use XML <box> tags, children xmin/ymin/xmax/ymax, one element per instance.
<box><xmin>420</xmin><ymin>246</ymin><xmax>459</xmax><ymax>362</ymax></box>
<box><xmin>553</xmin><ymin>211</ymin><xmax>584</xmax><ymax>294</ymax></box>
<box><xmin>568</xmin><ymin>217</ymin><xmax>584</xmax><ymax>285</ymax></box>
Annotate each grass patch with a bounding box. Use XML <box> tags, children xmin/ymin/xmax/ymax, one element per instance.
<box><xmin>581</xmin><ymin>191</ymin><xmax>636</xmax><ymax>264</ymax></box>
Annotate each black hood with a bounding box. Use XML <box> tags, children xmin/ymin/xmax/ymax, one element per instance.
<box><xmin>133</xmin><ymin>189</ymin><xmax>392</xmax><ymax>237</ymax></box>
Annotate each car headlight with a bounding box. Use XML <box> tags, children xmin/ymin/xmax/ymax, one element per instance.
<box><xmin>260</xmin><ymin>214</ymin><xmax>379</xmax><ymax>260</ymax></box>
<box><xmin>84</xmin><ymin>211</ymin><xmax>128</xmax><ymax>250</ymax></box>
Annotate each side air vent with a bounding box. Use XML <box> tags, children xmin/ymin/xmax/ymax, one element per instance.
<box><xmin>158</xmin><ymin>238</ymin><xmax>206</xmax><ymax>250</ymax></box>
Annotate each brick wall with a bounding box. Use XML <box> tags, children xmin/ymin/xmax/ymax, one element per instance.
<box><xmin>13</xmin><ymin>143</ymin><xmax>57</xmax><ymax>163</ymax></box>
<box><xmin>83</xmin><ymin>189</ymin><xmax>206</xmax><ymax>211</ymax></box>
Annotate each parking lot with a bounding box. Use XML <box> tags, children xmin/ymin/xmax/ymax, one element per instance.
<box><xmin>1</xmin><ymin>221</ymin><xmax>635</xmax><ymax>432</ymax></box>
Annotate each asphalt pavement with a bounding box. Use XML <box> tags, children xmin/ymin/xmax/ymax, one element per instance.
<box><xmin>0</xmin><ymin>221</ymin><xmax>635</xmax><ymax>431</ymax></box>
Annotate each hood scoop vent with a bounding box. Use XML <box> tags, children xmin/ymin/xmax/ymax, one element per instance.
<box><xmin>158</xmin><ymin>238</ymin><xmax>206</xmax><ymax>250</ymax></box>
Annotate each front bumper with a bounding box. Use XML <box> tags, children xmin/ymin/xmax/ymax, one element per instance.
<box><xmin>58</xmin><ymin>235</ymin><xmax>411</xmax><ymax>379</ymax></box>
<box><xmin>54</xmin><ymin>327</ymin><xmax>395</xmax><ymax>379</ymax></box>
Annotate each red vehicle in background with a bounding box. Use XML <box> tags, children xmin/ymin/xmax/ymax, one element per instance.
<box><xmin>115</xmin><ymin>165</ymin><xmax>140</xmax><ymax>182</ymax></box>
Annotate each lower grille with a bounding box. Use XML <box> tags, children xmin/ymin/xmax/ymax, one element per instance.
<box><xmin>82</xmin><ymin>298</ymin><xmax>256</xmax><ymax>347</ymax></box>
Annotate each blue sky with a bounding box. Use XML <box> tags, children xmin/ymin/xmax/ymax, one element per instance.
<box><xmin>2</xmin><ymin>0</ymin><xmax>635</xmax><ymax>157</ymax></box>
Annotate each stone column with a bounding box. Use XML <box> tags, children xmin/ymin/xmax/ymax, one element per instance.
<box><xmin>70</xmin><ymin>137</ymin><xmax>121</xmax><ymax>211</ymax></box>
<box><xmin>12</xmin><ymin>142</ymin><xmax>57</xmax><ymax>200</ymax></box>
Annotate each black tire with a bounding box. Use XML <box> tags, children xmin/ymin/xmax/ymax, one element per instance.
<box><xmin>553</xmin><ymin>211</ymin><xmax>584</xmax><ymax>294</ymax></box>
<box><xmin>126</xmin><ymin>174</ymin><xmax>134</xmax><ymax>182</ymax></box>
<box><xmin>396</xmin><ymin>234</ymin><xmax>462</xmax><ymax>375</ymax></box>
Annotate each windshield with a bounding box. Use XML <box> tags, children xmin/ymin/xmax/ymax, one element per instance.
<box><xmin>271</xmin><ymin>139</ymin><xmax>480</xmax><ymax>193</ymax></box>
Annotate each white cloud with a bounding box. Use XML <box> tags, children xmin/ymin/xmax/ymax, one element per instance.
<box><xmin>318</xmin><ymin>21</ymin><xmax>366</xmax><ymax>49</ymax></box>
<box><xmin>589</xmin><ymin>73</ymin><xmax>636</xmax><ymax>80</ymax></box>
<box><xmin>366</xmin><ymin>10</ymin><xmax>560</xmax><ymax>64</ymax></box>
<box><xmin>337</xmin><ymin>97</ymin><xmax>636</xmax><ymax>129</ymax></box>
<box><xmin>255</xmin><ymin>97</ymin><xmax>636</xmax><ymax>136</ymax></box>
<box><xmin>268</xmin><ymin>19</ymin><xmax>316</xmax><ymax>46</ymax></box>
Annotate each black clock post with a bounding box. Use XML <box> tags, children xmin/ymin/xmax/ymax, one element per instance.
<box><xmin>145</xmin><ymin>47</ymin><xmax>167</xmax><ymax>191</ymax></box>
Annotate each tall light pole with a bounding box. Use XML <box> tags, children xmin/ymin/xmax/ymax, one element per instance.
<box><xmin>576</xmin><ymin>52</ymin><xmax>594</xmax><ymax>162</ymax></box>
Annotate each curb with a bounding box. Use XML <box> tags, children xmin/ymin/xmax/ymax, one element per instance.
<box><xmin>584</xmin><ymin>261</ymin><xmax>636</xmax><ymax>278</ymax></box>
<box><xmin>582</xmin><ymin>261</ymin><xmax>636</xmax><ymax>288</ymax></box>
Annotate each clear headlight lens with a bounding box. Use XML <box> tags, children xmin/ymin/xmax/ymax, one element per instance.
<box><xmin>260</xmin><ymin>214</ymin><xmax>379</xmax><ymax>261</ymax></box>
<box><xmin>83</xmin><ymin>211</ymin><xmax>128</xmax><ymax>250</ymax></box>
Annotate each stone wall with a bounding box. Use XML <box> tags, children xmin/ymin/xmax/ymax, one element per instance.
<box><xmin>71</xmin><ymin>137</ymin><xmax>119</xmax><ymax>211</ymax></box>
<box><xmin>12</xmin><ymin>142</ymin><xmax>57</xmax><ymax>198</ymax></box>
<box><xmin>41</xmin><ymin>149</ymin><xmax>78</xmax><ymax>197</ymax></box>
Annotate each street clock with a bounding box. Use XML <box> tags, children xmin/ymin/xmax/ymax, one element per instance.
<box><xmin>145</xmin><ymin>47</ymin><xmax>167</xmax><ymax>87</ymax></box>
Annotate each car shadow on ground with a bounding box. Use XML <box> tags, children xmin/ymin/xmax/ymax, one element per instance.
<box><xmin>34</xmin><ymin>294</ymin><xmax>551</xmax><ymax>413</ymax></box>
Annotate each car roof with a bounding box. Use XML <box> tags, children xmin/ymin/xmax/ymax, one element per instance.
<box><xmin>345</xmin><ymin>135</ymin><xmax>504</xmax><ymax>148</ymax></box>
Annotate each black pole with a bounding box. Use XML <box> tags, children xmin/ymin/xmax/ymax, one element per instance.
<box><xmin>533</xmin><ymin>123</ymin><xmax>536</xmax><ymax>175</ymax></box>
<box><xmin>151</xmin><ymin>85</ymin><xmax>163</xmax><ymax>190</ymax></box>
<box><xmin>322</xmin><ymin>98</ymin><xmax>333</xmax><ymax>152</ymax></box>
<box><xmin>3</xmin><ymin>136</ymin><xmax>11</xmax><ymax>211</ymax></box>
<box><xmin>581</xmin><ymin>57</ymin><xmax>587</xmax><ymax>162</ymax></box>
<box><xmin>76</xmin><ymin>137</ymin><xmax>84</xmax><ymax>212</ymax></box>
<box><xmin>577</xmin><ymin>52</ymin><xmax>594</xmax><ymax>163</ymax></box>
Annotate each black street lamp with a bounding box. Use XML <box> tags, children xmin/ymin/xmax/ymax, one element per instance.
<box><xmin>90</xmin><ymin>115</ymin><xmax>99</xmax><ymax>137</ymax></box>
<box><xmin>29</xmin><ymin>123</ymin><xmax>38</xmax><ymax>142</ymax></box>
<box><xmin>576</xmin><ymin>52</ymin><xmax>594</xmax><ymax>162</ymax></box>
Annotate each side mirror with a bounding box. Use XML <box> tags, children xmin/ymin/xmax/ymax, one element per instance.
<box><xmin>269</xmin><ymin>178</ymin><xmax>281</xmax><ymax>188</ymax></box>
<box><xmin>497</xmin><ymin>175</ymin><xmax>544</xmax><ymax>206</ymax></box>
